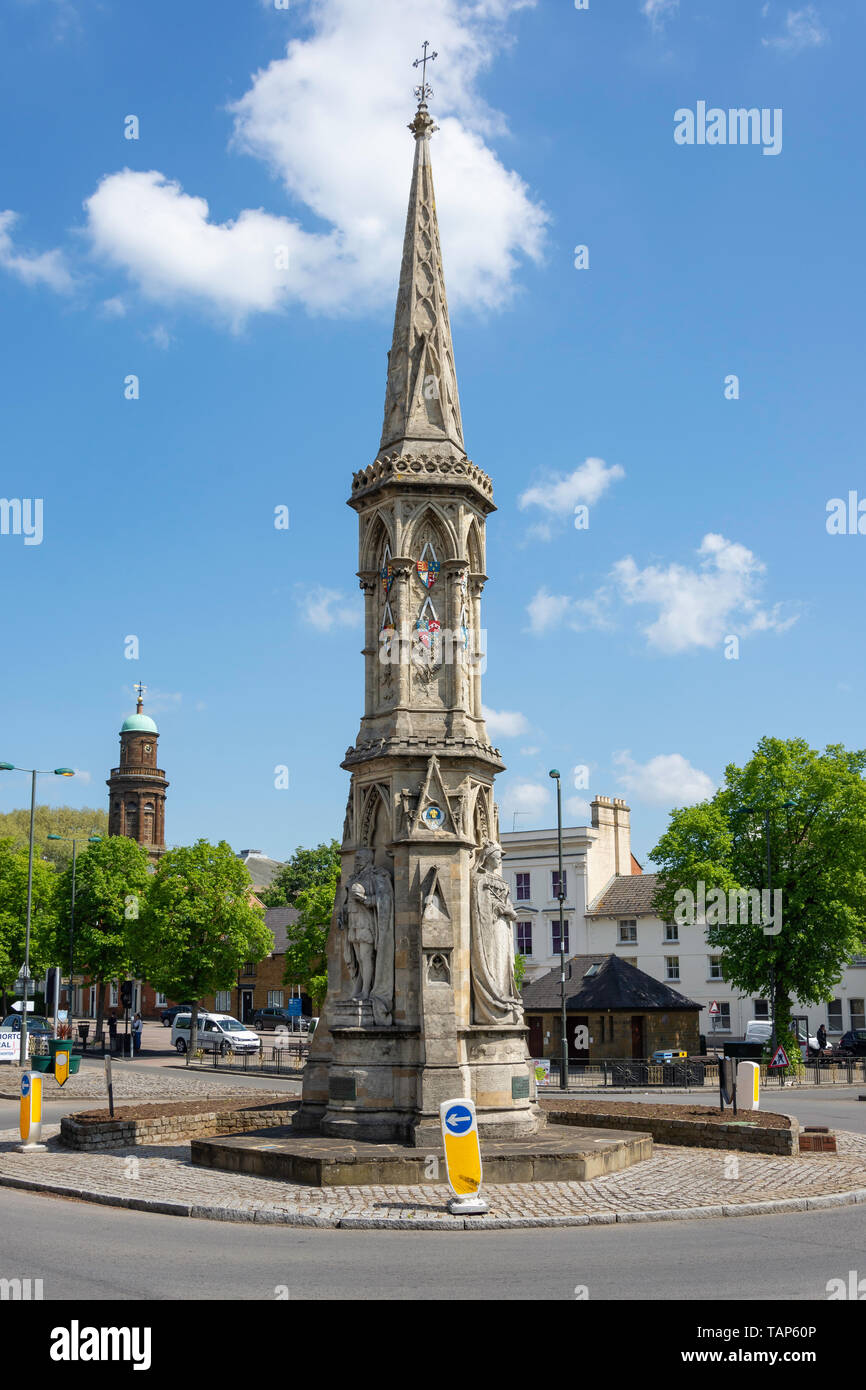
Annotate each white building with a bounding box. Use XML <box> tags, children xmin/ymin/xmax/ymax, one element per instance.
<box><xmin>503</xmin><ymin>797</ymin><xmax>866</xmax><ymax>1044</ymax></box>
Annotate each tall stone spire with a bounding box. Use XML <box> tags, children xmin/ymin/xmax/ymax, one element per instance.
<box><xmin>379</xmin><ymin>97</ymin><xmax>465</xmax><ymax>459</ymax></box>
<box><xmin>297</xmin><ymin>64</ymin><xmax>539</xmax><ymax>1150</ymax></box>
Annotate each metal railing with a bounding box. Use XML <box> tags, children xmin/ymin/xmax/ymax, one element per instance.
<box><xmin>184</xmin><ymin>1041</ymin><xmax>309</xmax><ymax>1075</ymax></box>
<box><xmin>537</xmin><ymin>1056</ymin><xmax>866</xmax><ymax>1090</ymax></box>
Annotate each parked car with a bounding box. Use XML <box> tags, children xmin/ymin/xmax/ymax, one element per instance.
<box><xmin>837</xmin><ymin>1029</ymin><xmax>866</xmax><ymax>1057</ymax></box>
<box><xmin>160</xmin><ymin>1003</ymin><xmax>210</xmax><ymax>1027</ymax></box>
<box><xmin>744</xmin><ymin>1019</ymin><xmax>820</xmax><ymax>1053</ymax></box>
<box><xmin>250</xmin><ymin>1006</ymin><xmax>310</xmax><ymax>1032</ymax></box>
<box><xmin>1</xmin><ymin>1014</ymin><xmax>52</xmax><ymax>1034</ymax></box>
<box><xmin>171</xmin><ymin>1013</ymin><xmax>261</xmax><ymax>1055</ymax></box>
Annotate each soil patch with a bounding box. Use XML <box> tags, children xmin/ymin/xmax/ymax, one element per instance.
<box><xmin>540</xmin><ymin>1098</ymin><xmax>791</xmax><ymax>1130</ymax></box>
<box><xmin>71</xmin><ymin>1097</ymin><xmax>289</xmax><ymax>1125</ymax></box>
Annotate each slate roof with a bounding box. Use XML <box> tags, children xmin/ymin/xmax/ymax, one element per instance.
<box><xmin>585</xmin><ymin>872</ymin><xmax>661</xmax><ymax>918</ymax></box>
<box><xmin>238</xmin><ymin>851</ymin><xmax>286</xmax><ymax>892</ymax></box>
<box><xmin>521</xmin><ymin>953</ymin><xmax>700</xmax><ymax>1013</ymax></box>
<box><xmin>264</xmin><ymin>905</ymin><xmax>300</xmax><ymax>954</ymax></box>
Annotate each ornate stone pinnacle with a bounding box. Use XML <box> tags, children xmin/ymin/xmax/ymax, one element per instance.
<box><xmin>408</xmin><ymin>103</ymin><xmax>438</xmax><ymax>141</ymax></box>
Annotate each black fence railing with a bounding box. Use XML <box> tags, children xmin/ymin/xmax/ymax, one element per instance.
<box><xmin>537</xmin><ymin>1056</ymin><xmax>866</xmax><ymax>1090</ymax></box>
<box><xmin>184</xmin><ymin>1041</ymin><xmax>309</xmax><ymax>1075</ymax></box>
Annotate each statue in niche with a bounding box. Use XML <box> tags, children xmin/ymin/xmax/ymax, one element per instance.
<box><xmin>469</xmin><ymin>840</ymin><xmax>523</xmax><ymax>1026</ymax></box>
<box><xmin>421</xmin><ymin>889</ymin><xmax>447</xmax><ymax>926</ymax></box>
<box><xmin>336</xmin><ymin>848</ymin><xmax>395</xmax><ymax>1026</ymax></box>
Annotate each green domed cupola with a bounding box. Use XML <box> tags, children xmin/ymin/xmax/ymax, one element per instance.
<box><xmin>120</xmin><ymin>711</ymin><xmax>159</xmax><ymax>735</ymax></box>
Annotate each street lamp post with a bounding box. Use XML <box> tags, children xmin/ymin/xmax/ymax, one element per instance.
<box><xmin>46</xmin><ymin>833</ymin><xmax>102</xmax><ymax>1020</ymax></box>
<box><xmin>549</xmin><ymin>770</ymin><xmax>569</xmax><ymax>1092</ymax></box>
<box><xmin>0</xmin><ymin>764</ymin><xmax>75</xmax><ymax>1064</ymax></box>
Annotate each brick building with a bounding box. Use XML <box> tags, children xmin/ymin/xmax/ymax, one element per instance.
<box><xmin>200</xmin><ymin>906</ymin><xmax>311</xmax><ymax>1022</ymax></box>
<box><xmin>521</xmin><ymin>953</ymin><xmax>701</xmax><ymax>1061</ymax></box>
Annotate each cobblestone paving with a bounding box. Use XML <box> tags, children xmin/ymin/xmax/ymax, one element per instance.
<box><xmin>1</xmin><ymin>1126</ymin><xmax>865</xmax><ymax>1229</ymax></box>
<box><xmin>0</xmin><ymin>1067</ymin><xmax>287</xmax><ymax>1102</ymax></box>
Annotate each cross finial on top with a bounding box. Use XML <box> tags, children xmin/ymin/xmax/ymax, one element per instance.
<box><xmin>134</xmin><ymin>682</ymin><xmax>146</xmax><ymax>713</ymax></box>
<box><xmin>413</xmin><ymin>40</ymin><xmax>437</xmax><ymax>105</ymax></box>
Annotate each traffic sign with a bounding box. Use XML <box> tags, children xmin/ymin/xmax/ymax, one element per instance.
<box><xmin>19</xmin><ymin>1070</ymin><xmax>45</xmax><ymax>1148</ymax></box>
<box><xmin>440</xmin><ymin>1098</ymin><xmax>483</xmax><ymax>1202</ymax></box>
<box><xmin>708</xmin><ymin>1001</ymin><xmax>720</xmax><ymax>1015</ymax></box>
<box><xmin>287</xmin><ymin>998</ymin><xmax>302</xmax><ymax>1017</ymax></box>
<box><xmin>769</xmin><ymin>1044</ymin><xmax>790</xmax><ymax>1069</ymax></box>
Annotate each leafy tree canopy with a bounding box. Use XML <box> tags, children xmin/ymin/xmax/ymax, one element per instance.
<box><xmin>0</xmin><ymin>838</ymin><xmax>59</xmax><ymax>994</ymax></box>
<box><xmin>282</xmin><ymin>866</ymin><xmax>340</xmax><ymax>1012</ymax></box>
<box><xmin>55</xmin><ymin>834</ymin><xmax>150</xmax><ymax>985</ymax></box>
<box><xmin>130</xmin><ymin>839</ymin><xmax>273</xmax><ymax>1003</ymax></box>
<box><xmin>651</xmin><ymin>736</ymin><xmax>866</xmax><ymax>1045</ymax></box>
<box><xmin>0</xmin><ymin>805</ymin><xmax>108</xmax><ymax>871</ymax></box>
<box><xmin>263</xmin><ymin>840</ymin><xmax>341</xmax><ymax>908</ymax></box>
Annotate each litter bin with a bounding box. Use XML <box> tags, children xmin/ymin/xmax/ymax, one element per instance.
<box><xmin>77</xmin><ymin>1023</ymin><xmax>90</xmax><ymax>1048</ymax></box>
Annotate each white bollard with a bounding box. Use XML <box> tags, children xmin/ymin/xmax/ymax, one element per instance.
<box><xmin>738</xmin><ymin>1060</ymin><xmax>760</xmax><ymax>1110</ymax></box>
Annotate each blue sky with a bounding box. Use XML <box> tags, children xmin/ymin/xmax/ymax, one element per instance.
<box><xmin>1</xmin><ymin>0</ymin><xmax>862</xmax><ymax>868</ymax></box>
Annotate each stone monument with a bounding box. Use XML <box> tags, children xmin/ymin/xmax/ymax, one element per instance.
<box><xmin>298</xmin><ymin>62</ymin><xmax>539</xmax><ymax>1146</ymax></box>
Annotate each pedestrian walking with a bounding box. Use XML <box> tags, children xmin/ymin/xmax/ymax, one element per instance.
<box><xmin>131</xmin><ymin>1012</ymin><xmax>143</xmax><ymax>1056</ymax></box>
<box><xmin>817</xmin><ymin>1022</ymin><xmax>828</xmax><ymax>1052</ymax></box>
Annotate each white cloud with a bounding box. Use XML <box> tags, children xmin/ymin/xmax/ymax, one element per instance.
<box><xmin>0</xmin><ymin>211</ymin><xmax>75</xmax><ymax>293</ymax></box>
<box><xmin>297</xmin><ymin>584</ymin><xmax>358</xmax><ymax>631</ymax></box>
<box><xmin>100</xmin><ymin>296</ymin><xmax>126</xmax><ymax>318</ymax></box>
<box><xmin>72</xmin><ymin>770</ymin><xmax>92</xmax><ymax>785</ymax></box>
<box><xmin>518</xmin><ymin>457</ymin><xmax>624</xmax><ymax>535</ymax></box>
<box><xmin>641</xmin><ymin>0</ymin><xmax>679</xmax><ymax>30</ymax></box>
<box><xmin>614</xmin><ymin>751</ymin><xmax>715</xmax><ymax>807</ymax></box>
<box><xmin>520</xmin><ymin>745</ymin><xmax>540</xmax><ymax>756</ymax></box>
<box><xmin>83</xmin><ymin>0</ymin><xmax>546</xmax><ymax>325</ymax></box>
<box><xmin>84</xmin><ymin>171</ymin><xmax>301</xmax><ymax>328</ymax></box>
<box><xmin>145</xmin><ymin>324</ymin><xmax>173</xmax><ymax>350</ymax></box>
<box><xmin>612</xmin><ymin>533</ymin><xmax>798</xmax><ymax>653</ymax></box>
<box><xmin>526</xmin><ymin>534</ymin><xmax>796</xmax><ymax>652</ymax></box>
<box><xmin>762</xmin><ymin>6</ymin><xmax>828</xmax><ymax>54</ymax></box>
<box><xmin>504</xmin><ymin>781</ymin><xmax>551</xmax><ymax>817</ymax></box>
<box><xmin>565</xmin><ymin>795</ymin><xmax>591</xmax><ymax>821</ymax></box>
<box><xmin>525</xmin><ymin>586</ymin><xmax>614</xmax><ymax>636</ymax></box>
<box><xmin>482</xmin><ymin>705</ymin><xmax>530</xmax><ymax>737</ymax></box>
<box><xmin>526</xmin><ymin>588</ymin><xmax>573</xmax><ymax>635</ymax></box>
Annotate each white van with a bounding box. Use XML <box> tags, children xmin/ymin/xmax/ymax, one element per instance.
<box><xmin>171</xmin><ymin>1013</ymin><xmax>261</xmax><ymax>1056</ymax></box>
<box><xmin>745</xmin><ymin>1019</ymin><xmax>819</xmax><ymax>1052</ymax></box>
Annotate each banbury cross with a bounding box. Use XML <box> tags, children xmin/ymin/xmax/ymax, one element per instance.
<box><xmin>413</xmin><ymin>40</ymin><xmax>437</xmax><ymax>103</ymax></box>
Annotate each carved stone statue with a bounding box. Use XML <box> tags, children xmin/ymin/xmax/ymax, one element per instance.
<box><xmin>469</xmin><ymin>840</ymin><xmax>522</xmax><ymax>1025</ymax></box>
<box><xmin>336</xmin><ymin>848</ymin><xmax>395</xmax><ymax>1026</ymax></box>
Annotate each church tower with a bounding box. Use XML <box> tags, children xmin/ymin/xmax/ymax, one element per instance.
<box><xmin>299</xmin><ymin>64</ymin><xmax>538</xmax><ymax>1145</ymax></box>
<box><xmin>106</xmin><ymin>684</ymin><xmax>168</xmax><ymax>863</ymax></box>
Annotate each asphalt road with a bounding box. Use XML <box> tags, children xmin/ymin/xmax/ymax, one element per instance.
<box><xmin>2</xmin><ymin>1075</ymin><xmax>864</xmax><ymax>1302</ymax></box>
<box><xmin>1</xmin><ymin>1187</ymin><xmax>864</xmax><ymax>1301</ymax></box>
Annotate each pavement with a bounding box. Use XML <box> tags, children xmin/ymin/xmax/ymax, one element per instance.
<box><xmin>2</xmin><ymin>1120</ymin><xmax>865</xmax><ymax>1230</ymax></box>
<box><xmin>3</xmin><ymin>1061</ymin><xmax>866</xmax><ymax>1232</ymax></box>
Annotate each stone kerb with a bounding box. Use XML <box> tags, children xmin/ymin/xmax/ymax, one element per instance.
<box><xmin>545</xmin><ymin>1107</ymin><xmax>799</xmax><ymax>1155</ymax></box>
<box><xmin>60</xmin><ymin>1105</ymin><xmax>295</xmax><ymax>1152</ymax></box>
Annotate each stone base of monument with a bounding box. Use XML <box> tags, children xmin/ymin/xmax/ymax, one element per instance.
<box><xmin>190</xmin><ymin>1122</ymin><xmax>652</xmax><ymax>1188</ymax></box>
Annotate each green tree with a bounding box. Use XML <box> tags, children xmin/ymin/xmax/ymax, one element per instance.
<box><xmin>652</xmin><ymin>736</ymin><xmax>866</xmax><ymax>1072</ymax></box>
<box><xmin>56</xmin><ymin>836</ymin><xmax>150</xmax><ymax>1037</ymax></box>
<box><xmin>263</xmin><ymin>840</ymin><xmax>341</xmax><ymax>908</ymax></box>
<box><xmin>130</xmin><ymin>840</ymin><xmax>273</xmax><ymax>1055</ymax></box>
<box><xmin>514</xmin><ymin>952</ymin><xmax>527</xmax><ymax>992</ymax></box>
<box><xmin>0</xmin><ymin>806</ymin><xmax>108</xmax><ymax>871</ymax></box>
<box><xmin>282</xmin><ymin>867</ymin><xmax>340</xmax><ymax>1012</ymax></box>
<box><xmin>0</xmin><ymin>838</ymin><xmax>59</xmax><ymax>1016</ymax></box>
